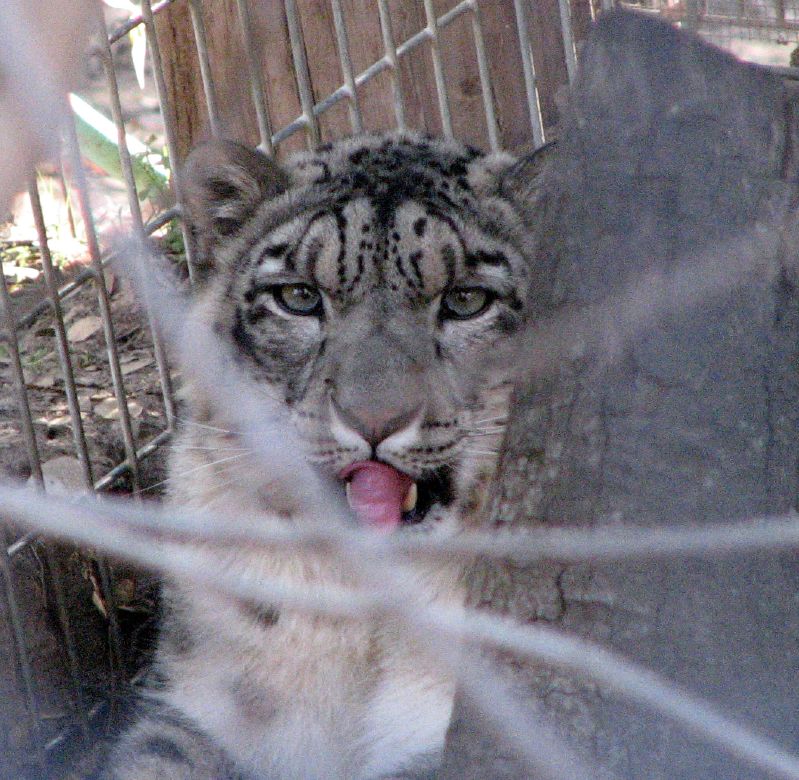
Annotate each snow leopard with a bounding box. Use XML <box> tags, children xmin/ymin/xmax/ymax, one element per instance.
<box><xmin>103</xmin><ymin>131</ymin><xmax>548</xmax><ymax>780</ymax></box>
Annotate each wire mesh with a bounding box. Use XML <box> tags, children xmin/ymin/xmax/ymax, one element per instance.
<box><xmin>0</xmin><ymin>0</ymin><xmax>797</xmax><ymax>778</ymax></box>
<box><xmin>628</xmin><ymin>0</ymin><xmax>799</xmax><ymax>44</ymax></box>
<box><xmin>0</xmin><ymin>3</ymin><xmax>558</xmax><ymax>773</ymax></box>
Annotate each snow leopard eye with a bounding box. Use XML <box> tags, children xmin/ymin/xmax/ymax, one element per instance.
<box><xmin>441</xmin><ymin>287</ymin><xmax>493</xmax><ymax>320</ymax></box>
<box><xmin>273</xmin><ymin>284</ymin><xmax>323</xmax><ymax>316</ymax></box>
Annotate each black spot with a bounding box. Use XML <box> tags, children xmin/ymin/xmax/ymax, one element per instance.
<box><xmin>508</xmin><ymin>294</ymin><xmax>524</xmax><ymax>311</ymax></box>
<box><xmin>448</xmin><ymin>160</ymin><xmax>467</xmax><ymax>177</ymax></box>
<box><xmin>316</xmin><ymin>160</ymin><xmax>332</xmax><ymax>182</ymax></box>
<box><xmin>466</xmin><ymin>249</ymin><xmax>509</xmax><ymax>269</ymax></box>
<box><xmin>140</xmin><ymin>736</ymin><xmax>191</xmax><ymax>766</ymax></box>
<box><xmin>214</xmin><ymin>217</ymin><xmax>241</xmax><ymax>237</ymax></box>
<box><xmin>408</xmin><ymin>250</ymin><xmax>424</xmax><ymax>286</ymax></box>
<box><xmin>207</xmin><ymin>177</ymin><xmax>239</xmax><ymax>200</ymax></box>
<box><xmin>238</xmin><ymin>598</ymin><xmax>280</xmax><ymax>626</ymax></box>
<box><xmin>456</xmin><ymin>176</ymin><xmax>470</xmax><ymax>190</ymax></box>
<box><xmin>304</xmin><ymin>237</ymin><xmax>324</xmax><ymax>276</ymax></box>
<box><xmin>395</xmin><ymin>256</ymin><xmax>408</xmax><ymax>280</ymax></box>
<box><xmin>362</xmin><ymin>223</ymin><xmax>371</xmax><ymax>233</ymax></box>
<box><xmin>244</xmin><ymin>282</ymin><xmax>273</xmax><ymax>304</ymax></box>
<box><xmin>261</xmin><ymin>242</ymin><xmax>289</xmax><ymax>259</ymax></box>
<box><xmin>350</xmin><ymin>148</ymin><xmax>368</xmax><ymax>164</ymax></box>
<box><xmin>247</xmin><ymin>304</ymin><xmax>271</xmax><ymax>323</ymax></box>
<box><xmin>441</xmin><ymin>244</ymin><xmax>457</xmax><ymax>280</ymax></box>
<box><xmin>391</xmin><ymin>231</ymin><xmax>401</xmax><ymax>242</ymax></box>
<box><xmin>494</xmin><ymin>311</ymin><xmax>519</xmax><ymax>334</ymax></box>
<box><xmin>413</xmin><ymin>217</ymin><xmax>427</xmax><ymax>237</ymax></box>
<box><xmin>317</xmin><ymin>142</ymin><xmax>333</xmax><ymax>152</ymax></box>
<box><xmin>232</xmin><ymin>307</ymin><xmax>265</xmax><ymax>366</ymax></box>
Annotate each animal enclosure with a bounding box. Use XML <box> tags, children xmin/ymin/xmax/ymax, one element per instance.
<box><xmin>0</xmin><ymin>1</ymin><xmax>797</xmax><ymax>779</ymax></box>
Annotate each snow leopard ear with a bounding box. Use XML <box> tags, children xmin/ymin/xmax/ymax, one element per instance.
<box><xmin>183</xmin><ymin>140</ymin><xmax>289</xmax><ymax>282</ymax></box>
<box><xmin>497</xmin><ymin>141</ymin><xmax>556</xmax><ymax>215</ymax></box>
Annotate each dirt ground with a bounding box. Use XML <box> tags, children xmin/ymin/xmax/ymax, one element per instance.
<box><xmin>0</xmin><ymin>258</ymin><xmax>173</xmax><ymax>779</ymax></box>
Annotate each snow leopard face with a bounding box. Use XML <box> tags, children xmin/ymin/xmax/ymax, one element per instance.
<box><xmin>181</xmin><ymin>132</ymin><xmax>545</xmax><ymax>533</ymax></box>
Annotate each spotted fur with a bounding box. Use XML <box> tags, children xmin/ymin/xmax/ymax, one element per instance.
<box><xmin>104</xmin><ymin>132</ymin><xmax>548</xmax><ymax>780</ymax></box>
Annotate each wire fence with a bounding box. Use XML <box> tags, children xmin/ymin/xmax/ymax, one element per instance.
<box><xmin>0</xmin><ymin>0</ymin><xmax>797</xmax><ymax>778</ymax></box>
<box><xmin>630</xmin><ymin>0</ymin><xmax>799</xmax><ymax>43</ymax></box>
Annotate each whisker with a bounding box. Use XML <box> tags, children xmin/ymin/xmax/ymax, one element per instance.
<box><xmin>174</xmin><ymin>416</ymin><xmax>239</xmax><ymax>436</ymax></box>
<box><xmin>170</xmin><ymin>445</ymin><xmax>250</xmax><ymax>452</ymax></box>
<box><xmin>141</xmin><ymin>453</ymin><xmax>250</xmax><ymax>494</ymax></box>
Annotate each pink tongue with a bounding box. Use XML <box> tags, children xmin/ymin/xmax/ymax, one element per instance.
<box><xmin>340</xmin><ymin>461</ymin><xmax>413</xmax><ymax>532</ymax></box>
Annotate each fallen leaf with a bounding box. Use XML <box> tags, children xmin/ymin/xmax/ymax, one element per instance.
<box><xmin>67</xmin><ymin>316</ymin><xmax>103</xmax><ymax>343</ymax></box>
<box><xmin>94</xmin><ymin>398</ymin><xmax>119</xmax><ymax>419</ymax></box>
<box><xmin>29</xmin><ymin>373</ymin><xmax>58</xmax><ymax>388</ymax></box>
<box><xmin>46</xmin><ymin>415</ymin><xmax>72</xmax><ymax>432</ymax></box>
<box><xmin>121</xmin><ymin>356</ymin><xmax>154</xmax><ymax>375</ymax></box>
<box><xmin>94</xmin><ymin>398</ymin><xmax>143</xmax><ymax>419</ymax></box>
<box><xmin>3</xmin><ymin>264</ymin><xmax>40</xmax><ymax>282</ymax></box>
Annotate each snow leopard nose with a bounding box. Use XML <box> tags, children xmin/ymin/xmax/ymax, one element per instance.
<box><xmin>330</xmin><ymin>396</ymin><xmax>423</xmax><ymax>449</ymax></box>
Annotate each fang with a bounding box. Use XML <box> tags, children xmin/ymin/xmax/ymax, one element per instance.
<box><xmin>402</xmin><ymin>482</ymin><xmax>418</xmax><ymax>513</ymax></box>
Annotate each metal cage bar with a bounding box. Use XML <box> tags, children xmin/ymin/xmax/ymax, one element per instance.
<box><xmin>27</xmin><ymin>178</ymin><xmax>95</xmax><ymax>490</ymax></box>
<box><xmin>62</xmin><ymin>112</ymin><xmax>141</xmax><ymax>494</ymax></box>
<box><xmin>270</xmin><ymin>1</ymin><xmax>483</xmax><ymax>146</ymax></box>
<box><xmin>94</xmin><ymin>6</ymin><xmax>177</xmax><ymax>432</ymax></box>
<box><xmin>139</xmin><ymin>0</ymin><xmax>198</xmax><ymax>283</ymax></box>
<box><xmin>60</xmin><ymin>115</ymin><xmax>129</xmax><ymax>685</ymax></box>
<box><xmin>108</xmin><ymin>0</ymin><xmax>180</xmax><ymax>45</ymax></box>
<box><xmin>283</xmin><ymin>0</ymin><xmax>323</xmax><ymax>147</ymax></box>
<box><xmin>26</xmin><ymin>179</ymin><xmax>95</xmax><ymax>739</ymax></box>
<box><xmin>188</xmin><ymin>0</ymin><xmax>222</xmax><ymax>136</ymax></box>
<box><xmin>512</xmin><ymin>0</ymin><xmax>547</xmax><ymax>147</ymax></box>
<box><xmin>0</xmin><ymin>264</ymin><xmax>47</xmax><ymax>769</ymax></box>
<box><xmin>470</xmin><ymin>0</ymin><xmax>501</xmax><ymax>152</ymax></box>
<box><xmin>235</xmin><ymin>0</ymin><xmax>277</xmax><ymax>155</ymax></box>
<box><xmin>330</xmin><ymin>0</ymin><xmax>364</xmax><ymax>134</ymax></box>
<box><xmin>0</xmin><ymin>539</ymin><xmax>46</xmax><ymax>770</ymax></box>
<box><xmin>39</xmin><ymin>545</ymin><xmax>91</xmax><ymax>740</ymax></box>
<box><xmin>558</xmin><ymin>0</ymin><xmax>579</xmax><ymax>83</ymax></box>
<box><xmin>423</xmin><ymin>0</ymin><xmax>455</xmax><ymax>136</ymax></box>
<box><xmin>377</xmin><ymin>0</ymin><xmax>408</xmax><ymax>129</ymax></box>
